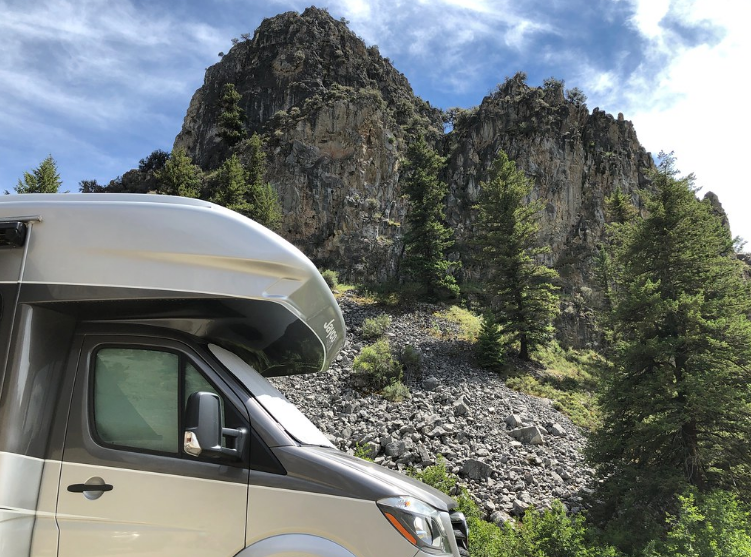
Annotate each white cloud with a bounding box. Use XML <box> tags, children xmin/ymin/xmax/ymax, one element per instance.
<box><xmin>612</xmin><ymin>0</ymin><xmax>751</xmax><ymax>243</ymax></box>
<box><xmin>0</xmin><ymin>0</ymin><xmax>225</xmax><ymax>128</ymax></box>
<box><xmin>319</xmin><ymin>0</ymin><xmax>556</xmax><ymax>100</ymax></box>
<box><xmin>629</xmin><ymin>0</ymin><xmax>671</xmax><ymax>39</ymax></box>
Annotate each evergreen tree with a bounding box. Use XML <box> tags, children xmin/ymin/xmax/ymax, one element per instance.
<box><xmin>155</xmin><ymin>148</ymin><xmax>202</xmax><ymax>198</ymax></box>
<box><xmin>401</xmin><ymin>136</ymin><xmax>459</xmax><ymax>298</ymax></box>
<box><xmin>218</xmin><ymin>83</ymin><xmax>246</xmax><ymax>146</ymax></box>
<box><xmin>596</xmin><ymin>187</ymin><xmax>639</xmax><ymax>313</ymax></box>
<box><xmin>475</xmin><ymin>312</ymin><xmax>505</xmax><ymax>371</ymax></box>
<box><xmin>12</xmin><ymin>155</ymin><xmax>62</xmax><ymax>193</ymax></box>
<box><xmin>475</xmin><ymin>150</ymin><xmax>559</xmax><ymax>361</ymax></box>
<box><xmin>210</xmin><ymin>154</ymin><xmax>252</xmax><ymax>214</ymax></box>
<box><xmin>587</xmin><ymin>153</ymin><xmax>751</xmax><ymax>550</ymax></box>
<box><xmin>240</xmin><ymin>134</ymin><xmax>281</xmax><ymax>230</ymax></box>
<box><xmin>209</xmin><ymin>135</ymin><xmax>282</xmax><ymax>230</ymax></box>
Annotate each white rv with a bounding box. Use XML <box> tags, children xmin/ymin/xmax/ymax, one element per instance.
<box><xmin>0</xmin><ymin>194</ymin><xmax>468</xmax><ymax>557</ymax></box>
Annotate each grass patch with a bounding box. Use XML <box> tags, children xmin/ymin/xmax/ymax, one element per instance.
<box><xmin>504</xmin><ymin>343</ymin><xmax>608</xmax><ymax>430</ymax></box>
<box><xmin>433</xmin><ymin>305</ymin><xmax>482</xmax><ymax>342</ymax></box>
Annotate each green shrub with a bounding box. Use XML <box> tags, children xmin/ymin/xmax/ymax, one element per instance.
<box><xmin>320</xmin><ymin>269</ymin><xmax>338</xmax><ymax>290</ymax></box>
<box><xmin>352</xmin><ymin>339</ymin><xmax>401</xmax><ymax>389</ymax></box>
<box><xmin>353</xmin><ymin>443</ymin><xmax>375</xmax><ymax>462</ymax></box>
<box><xmin>399</xmin><ymin>344</ymin><xmax>422</xmax><ymax>373</ymax></box>
<box><xmin>382</xmin><ymin>380</ymin><xmax>410</xmax><ymax>402</ymax></box>
<box><xmin>362</xmin><ymin>313</ymin><xmax>392</xmax><ymax>339</ymax></box>
<box><xmin>643</xmin><ymin>489</ymin><xmax>751</xmax><ymax>557</ymax></box>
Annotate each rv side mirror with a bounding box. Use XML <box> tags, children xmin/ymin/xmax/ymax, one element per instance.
<box><xmin>184</xmin><ymin>391</ymin><xmax>247</xmax><ymax>461</ymax></box>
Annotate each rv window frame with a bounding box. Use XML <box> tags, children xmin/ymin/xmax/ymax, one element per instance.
<box><xmin>87</xmin><ymin>341</ymin><xmax>250</xmax><ymax>466</ymax></box>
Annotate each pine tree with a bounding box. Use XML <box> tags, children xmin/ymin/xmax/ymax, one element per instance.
<box><xmin>401</xmin><ymin>136</ymin><xmax>459</xmax><ymax>299</ymax></box>
<box><xmin>240</xmin><ymin>134</ymin><xmax>281</xmax><ymax>230</ymax></box>
<box><xmin>475</xmin><ymin>150</ymin><xmax>559</xmax><ymax>361</ymax></box>
<box><xmin>209</xmin><ymin>135</ymin><xmax>282</xmax><ymax>230</ymax></box>
<box><xmin>218</xmin><ymin>83</ymin><xmax>246</xmax><ymax>147</ymax></box>
<box><xmin>155</xmin><ymin>148</ymin><xmax>202</xmax><ymax>198</ymax></box>
<box><xmin>587</xmin><ymin>153</ymin><xmax>751</xmax><ymax>549</ymax></box>
<box><xmin>13</xmin><ymin>155</ymin><xmax>62</xmax><ymax>193</ymax></box>
<box><xmin>596</xmin><ymin>187</ymin><xmax>639</xmax><ymax>313</ymax></box>
<box><xmin>475</xmin><ymin>312</ymin><xmax>505</xmax><ymax>371</ymax></box>
<box><xmin>210</xmin><ymin>154</ymin><xmax>252</xmax><ymax>214</ymax></box>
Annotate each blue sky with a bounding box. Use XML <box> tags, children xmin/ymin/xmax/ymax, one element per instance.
<box><xmin>1</xmin><ymin>0</ymin><xmax>749</xmax><ymax>245</ymax></box>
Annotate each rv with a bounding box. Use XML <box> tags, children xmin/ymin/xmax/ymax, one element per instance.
<box><xmin>0</xmin><ymin>194</ymin><xmax>468</xmax><ymax>557</ymax></box>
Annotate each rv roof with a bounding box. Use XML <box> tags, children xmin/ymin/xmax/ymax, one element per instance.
<box><xmin>0</xmin><ymin>193</ymin><xmax>345</xmax><ymax>370</ymax></box>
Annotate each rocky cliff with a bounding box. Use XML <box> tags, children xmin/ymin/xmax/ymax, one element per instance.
<box><xmin>174</xmin><ymin>7</ymin><xmax>656</xmax><ymax>347</ymax></box>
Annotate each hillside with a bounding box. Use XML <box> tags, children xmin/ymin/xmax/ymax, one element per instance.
<box><xmin>271</xmin><ymin>292</ymin><xmax>597</xmax><ymax>523</ymax></box>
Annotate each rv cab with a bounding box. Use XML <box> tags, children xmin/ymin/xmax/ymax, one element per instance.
<box><xmin>0</xmin><ymin>195</ymin><xmax>467</xmax><ymax>557</ymax></box>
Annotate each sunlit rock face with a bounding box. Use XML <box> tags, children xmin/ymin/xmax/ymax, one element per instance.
<box><xmin>176</xmin><ymin>8</ymin><xmax>657</xmax><ymax>347</ymax></box>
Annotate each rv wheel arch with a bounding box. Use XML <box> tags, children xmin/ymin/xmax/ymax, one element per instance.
<box><xmin>237</xmin><ymin>533</ymin><xmax>357</xmax><ymax>557</ymax></box>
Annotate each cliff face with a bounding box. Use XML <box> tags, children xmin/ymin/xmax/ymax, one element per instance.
<box><xmin>175</xmin><ymin>7</ymin><xmax>442</xmax><ymax>277</ymax></box>
<box><xmin>175</xmin><ymin>7</ymin><xmax>655</xmax><ymax>347</ymax></box>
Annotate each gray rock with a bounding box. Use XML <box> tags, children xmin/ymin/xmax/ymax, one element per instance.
<box><xmin>505</xmin><ymin>414</ymin><xmax>523</xmax><ymax>428</ymax></box>
<box><xmin>453</xmin><ymin>396</ymin><xmax>470</xmax><ymax>416</ymax></box>
<box><xmin>549</xmin><ymin>423</ymin><xmax>566</xmax><ymax>437</ymax></box>
<box><xmin>512</xmin><ymin>499</ymin><xmax>530</xmax><ymax>516</ymax></box>
<box><xmin>385</xmin><ymin>440</ymin><xmax>407</xmax><ymax>458</ymax></box>
<box><xmin>509</xmin><ymin>426</ymin><xmax>545</xmax><ymax>445</ymax></box>
<box><xmin>423</xmin><ymin>376</ymin><xmax>440</xmax><ymax>391</ymax></box>
<box><xmin>490</xmin><ymin>510</ymin><xmax>514</xmax><ymax>525</ymax></box>
<box><xmin>462</xmin><ymin>459</ymin><xmax>494</xmax><ymax>481</ymax></box>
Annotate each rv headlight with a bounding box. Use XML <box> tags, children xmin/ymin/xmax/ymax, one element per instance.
<box><xmin>377</xmin><ymin>496</ymin><xmax>452</xmax><ymax>555</ymax></box>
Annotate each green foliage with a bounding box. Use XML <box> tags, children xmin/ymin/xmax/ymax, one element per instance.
<box><xmin>208</xmin><ymin>135</ymin><xmax>282</xmax><ymax>229</ymax></box>
<box><xmin>138</xmin><ymin>149</ymin><xmax>170</xmax><ymax>173</ymax></box>
<box><xmin>474</xmin><ymin>150</ymin><xmax>560</xmax><ymax>360</ymax></box>
<box><xmin>237</xmin><ymin>134</ymin><xmax>282</xmax><ymax>229</ymax></box>
<box><xmin>587</xmin><ymin>152</ymin><xmax>751</xmax><ymax>551</ymax></box>
<box><xmin>408</xmin><ymin>459</ymin><xmax>621</xmax><ymax>557</ymax></box>
<box><xmin>210</xmin><ymin>154</ymin><xmax>253</xmax><ymax>213</ymax></box>
<box><xmin>320</xmin><ymin>269</ymin><xmax>339</xmax><ymax>290</ymax></box>
<box><xmin>78</xmin><ymin>179</ymin><xmax>104</xmax><ymax>193</ymax></box>
<box><xmin>398</xmin><ymin>344</ymin><xmax>422</xmax><ymax>374</ymax></box>
<box><xmin>218</xmin><ymin>83</ymin><xmax>246</xmax><ymax>146</ymax></box>
<box><xmin>605</xmin><ymin>187</ymin><xmax>638</xmax><ymax>225</ymax></box>
<box><xmin>401</xmin><ymin>136</ymin><xmax>460</xmax><ymax>299</ymax></box>
<box><xmin>505</xmin><ymin>344</ymin><xmax>604</xmax><ymax>430</ymax></box>
<box><xmin>362</xmin><ymin>314</ymin><xmax>392</xmax><ymax>339</ymax></box>
<box><xmin>382</xmin><ymin>380</ymin><xmax>410</xmax><ymax>402</ymax></box>
<box><xmin>433</xmin><ymin>306</ymin><xmax>483</xmax><ymax>342</ymax></box>
<box><xmin>514</xmin><ymin>502</ymin><xmax>621</xmax><ymax>557</ymax></box>
<box><xmin>352</xmin><ymin>339</ymin><xmax>402</xmax><ymax>390</ymax></box>
<box><xmin>565</xmin><ymin>87</ymin><xmax>588</xmax><ymax>107</ymax></box>
<box><xmin>353</xmin><ymin>443</ymin><xmax>374</xmax><ymax>462</ymax></box>
<box><xmin>155</xmin><ymin>148</ymin><xmax>202</xmax><ymax>198</ymax></box>
<box><xmin>644</xmin><ymin>490</ymin><xmax>751</xmax><ymax>557</ymax></box>
<box><xmin>476</xmin><ymin>312</ymin><xmax>505</xmax><ymax>371</ymax></box>
<box><xmin>597</xmin><ymin>188</ymin><xmax>639</xmax><ymax>313</ymax></box>
<box><xmin>13</xmin><ymin>155</ymin><xmax>62</xmax><ymax>193</ymax></box>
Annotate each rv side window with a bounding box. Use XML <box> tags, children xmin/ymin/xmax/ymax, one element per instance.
<box><xmin>94</xmin><ymin>348</ymin><xmax>180</xmax><ymax>453</ymax></box>
<box><xmin>92</xmin><ymin>347</ymin><xmax>228</xmax><ymax>454</ymax></box>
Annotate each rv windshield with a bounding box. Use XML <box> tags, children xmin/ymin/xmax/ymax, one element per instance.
<box><xmin>208</xmin><ymin>344</ymin><xmax>334</xmax><ymax>448</ymax></box>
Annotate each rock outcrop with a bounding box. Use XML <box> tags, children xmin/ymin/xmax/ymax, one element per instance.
<box><xmin>175</xmin><ymin>7</ymin><xmax>657</xmax><ymax>346</ymax></box>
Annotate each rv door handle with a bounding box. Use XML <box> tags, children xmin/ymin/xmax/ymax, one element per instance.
<box><xmin>67</xmin><ymin>483</ymin><xmax>113</xmax><ymax>493</ymax></box>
